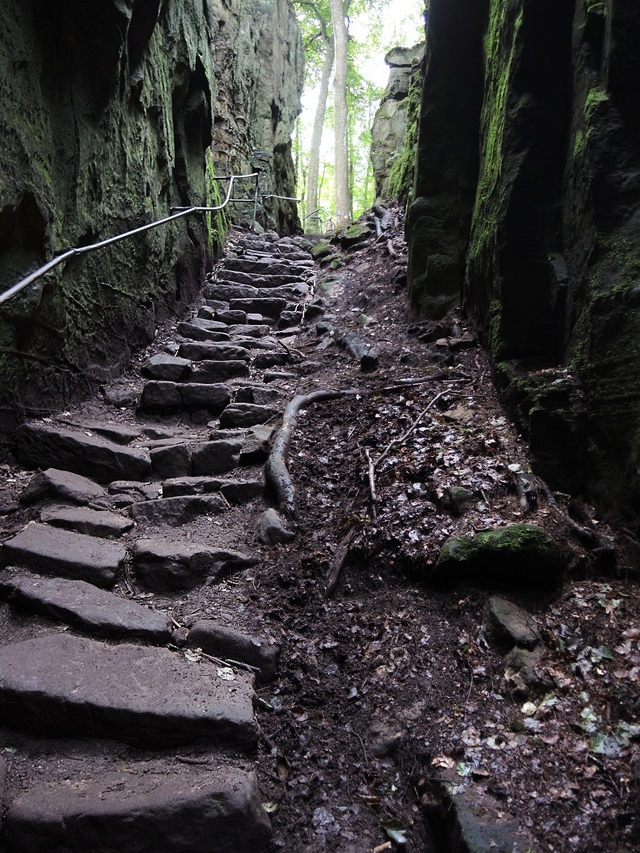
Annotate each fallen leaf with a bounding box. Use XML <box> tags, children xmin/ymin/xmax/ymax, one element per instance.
<box><xmin>431</xmin><ymin>755</ymin><xmax>455</xmax><ymax>769</ymax></box>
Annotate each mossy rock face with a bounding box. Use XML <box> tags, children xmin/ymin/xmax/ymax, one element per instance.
<box><xmin>432</xmin><ymin>523</ymin><xmax>563</xmax><ymax>588</ymax></box>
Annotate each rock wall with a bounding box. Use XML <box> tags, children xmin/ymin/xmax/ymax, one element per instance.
<box><xmin>0</xmin><ymin>0</ymin><xmax>302</xmax><ymax>447</ymax></box>
<box><xmin>370</xmin><ymin>44</ymin><xmax>424</xmax><ymax>202</ymax></box>
<box><xmin>210</xmin><ymin>0</ymin><xmax>303</xmax><ymax>234</ymax></box>
<box><xmin>406</xmin><ymin>0</ymin><xmax>640</xmax><ymax>542</ymax></box>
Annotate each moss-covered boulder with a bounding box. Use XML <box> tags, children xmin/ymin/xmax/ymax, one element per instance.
<box><xmin>340</xmin><ymin>224</ymin><xmax>373</xmax><ymax>250</ymax></box>
<box><xmin>432</xmin><ymin>523</ymin><xmax>563</xmax><ymax>587</ymax></box>
<box><xmin>311</xmin><ymin>241</ymin><xmax>333</xmax><ymax>261</ymax></box>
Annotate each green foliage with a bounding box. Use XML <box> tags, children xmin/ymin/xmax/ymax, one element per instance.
<box><xmin>205</xmin><ymin>154</ymin><xmax>230</xmax><ymax>252</ymax></box>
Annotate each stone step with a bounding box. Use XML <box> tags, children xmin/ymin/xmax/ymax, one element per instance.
<box><xmin>215</xmin><ymin>308</ymin><xmax>247</xmax><ymax>324</ymax></box>
<box><xmin>253</xmin><ymin>351</ymin><xmax>290</xmax><ymax>369</ymax></box>
<box><xmin>141</xmin><ymin>354</ymin><xmax>192</xmax><ymax>381</ymax></box>
<box><xmin>0</xmin><ymin>633</ymin><xmax>259</xmax><ymax>748</ymax></box>
<box><xmin>220</xmin><ymin>403</ymin><xmax>280</xmax><ymax>428</ymax></box>
<box><xmin>20</xmin><ymin>468</ymin><xmax>108</xmax><ymax>508</ymax></box>
<box><xmin>130</xmin><ymin>494</ymin><xmax>229</xmax><ymax>525</ymax></box>
<box><xmin>217</xmin><ymin>268</ymin><xmax>304</xmax><ymax>287</ymax></box>
<box><xmin>138</xmin><ymin>381</ymin><xmax>231</xmax><ymax>414</ymax></box>
<box><xmin>232</xmin><ymin>336</ymin><xmax>280</xmax><ymax>351</ymax></box>
<box><xmin>189</xmin><ymin>360</ymin><xmax>251</xmax><ymax>382</ymax></box>
<box><xmin>205</xmin><ymin>282</ymin><xmax>307</xmax><ymax>302</ymax></box>
<box><xmin>235</xmin><ymin>384</ymin><xmax>283</xmax><ymax>406</ymax></box>
<box><xmin>176</xmin><ymin>322</ymin><xmax>230</xmax><ymax>342</ymax></box>
<box><xmin>39</xmin><ymin>505</ymin><xmax>134</xmax><ymax>538</ymax></box>
<box><xmin>15</xmin><ymin>423</ymin><xmax>151</xmax><ymax>483</ymax></box>
<box><xmin>177</xmin><ymin>342</ymin><xmax>251</xmax><ymax>362</ymax></box>
<box><xmin>1</xmin><ymin>522</ymin><xmax>125</xmax><ymax>588</ymax></box>
<box><xmin>162</xmin><ymin>476</ymin><xmax>265</xmax><ymax>503</ymax></box>
<box><xmin>5</xmin><ymin>767</ymin><xmax>271</xmax><ymax>853</ymax></box>
<box><xmin>224</xmin><ymin>258</ymin><xmax>308</xmax><ymax>278</ymax></box>
<box><xmin>51</xmin><ymin>418</ymin><xmax>142</xmax><ymax>445</ymax></box>
<box><xmin>229</xmin><ymin>297</ymin><xmax>286</xmax><ymax>318</ymax></box>
<box><xmin>0</xmin><ymin>568</ymin><xmax>172</xmax><ymax>643</ymax></box>
<box><xmin>132</xmin><ymin>537</ymin><xmax>256</xmax><ymax>591</ymax></box>
<box><xmin>226</xmin><ymin>323</ymin><xmax>270</xmax><ymax>338</ymax></box>
<box><xmin>241</xmin><ymin>249</ymin><xmax>313</xmax><ymax>265</ymax></box>
<box><xmin>149</xmin><ymin>437</ymin><xmax>243</xmax><ymax>480</ymax></box>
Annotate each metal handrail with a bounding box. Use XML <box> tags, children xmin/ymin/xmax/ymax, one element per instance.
<box><xmin>0</xmin><ymin>171</ymin><xmax>259</xmax><ymax>306</ymax></box>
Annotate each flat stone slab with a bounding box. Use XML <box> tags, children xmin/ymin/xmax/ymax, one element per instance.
<box><xmin>189</xmin><ymin>360</ymin><xmax>251</xmax><ymax>382</ymax></box>
<box><xmin>216</xmin><ymin>309</ymin><xmax>247</xmax><ymax>324</ymax></box>
<box><xmin>220</xmin><ymin>403</ymin><xmax>280</xmax><ymax>428</ymax></box>
<box><xmin>130</xmin><ymin>495</ymin><xmax>228</xmax><ymax>525</ymax></box>
<box><xmin>0</xmin><ymin>569</ymin><xmax>171</xmax><ymax>643</ymax></box>
<box><xmin>20</xmin><ymin>468</ymin><xmax>107</xmax><ymax>508</ymax></box>
<box><xmin>225</xmin><ymin>258</ymin><xmax>306</xmax><ymax>278</ymax></box>
<box><xmin>141</xmin><ymin>354</ymin><xmax>192</xmax><ymax>382</ymax></box>
<box><xmin>217</xmin><ymin>268</ymin><xmax>304</xmax><ymax>287</ymax></box>
<box><xmin>39</xmin><ymin>506</ymin><xmax>134</xmax><ymax>538</ymax></box>
<box><xmin>253</xmin><ymin>351</ymin><xmax>290</xmax><ymax>369</ymax></box>
<box><xmin>190</xmin><ymin>439</ymin><xmax>242</xmax><ymax>475</ymax></box>
<box><xmin>1</xmin><ymin>523</ymin><xmax>125</xmax><ymax>588</ymax></box>
<box><xmin>15</xmin><ymin>423</ymin><xmax>151</xmax><ymax>483</ymax></box>
<box><xmin>162</xmin><ymin>476</ymin><xmax>263</xmax><ymax>502</ymax></box>
<box><xmin>5</xmin><ymin>767</ymin><xmax>271</xmax><ymax>853</ymax></box>
<box><xmin>188</xmin><ymin>621</ymin><xmax>279</xmax><ymax>683</ymax></box>
<box><xmin>205</xmin><ymin>282</ymin><xmax>259</xmax><ymax>301</ymax></box>
<box><xmin>483</xmin><ymin>596</ymin><xmax>541</xmax><ymax>649</ymax></box>
<box><xmin>132</xmin><ymin>538</ymin><xmax>256</xmax><ymax>591</ymax></box>
<box><xmin>235</xmin><ymin>385</ymin><xmax>283</xmax><ymax>406</ymax></box>
<box><xmin>226</xmin><ymin>324</ymin><xmax>270</xmax><ymax>338</ymax></box>
<box><xmin>239</xmin><ymin>425</ymin><xmax>274</xmax><ymax>465</ymax></box>
<box><xmin>178</xmin><ymin>342</ymin><xmax>251</xmax><ymax>362</ymax></box>
<box><xmin>139</xmin><ymin>381</ymin><xmax>231</xmax><ymax>414</ymax></box>
<box><xmin>53</xmin><ymin>419</ymin><xmax>142</xmax><ymax>446</ymax></box>
<box><xmin>230</xmin><ymin>337</ymin><xmax>280</xmax><ymax>352</ymax></box>
<box><xmin>229</xmin><ymin>298</ymin><xmax>286</xmax><ymax>318</ymax></box>
<box><xmin>150</xmin><ymin>444</ymin><xmax>192</xmax><ymax>479</ymax></box>
<box><xmin>176</xmin><ymin>321</ymin><xmax>230</xmax><ymax>342</ymax></box>
<box><xmin>0</xmin><ymin>634</ymin><xmax>258</xmax><ymax>748</ymax></box>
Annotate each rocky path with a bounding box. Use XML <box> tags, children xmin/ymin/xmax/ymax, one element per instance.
<box><xmin>0</xmin><ymin>218</ymin><xmax>639</xmax><ymax>853</ymax></box>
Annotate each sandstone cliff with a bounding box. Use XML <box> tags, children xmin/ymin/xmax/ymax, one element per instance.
<box><xmin>370</xmin><ymin>43</ymin><xmax>424</xmax><ymax>202</ymax></box>
<box><xmin>0</xmin><ymin>0</ymin><xmax>302</xmax><ymax>445</ymax></box>
<box><xmin>404</xmin><ymin>0</ymin><xmax>640</xmax><ymax>542</ymax></box>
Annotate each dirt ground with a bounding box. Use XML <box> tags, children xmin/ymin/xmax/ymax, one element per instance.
<box><xmin>0</xmin><ymin>208</ymin><xmax>639</xmax><ymax>853</ymax></box>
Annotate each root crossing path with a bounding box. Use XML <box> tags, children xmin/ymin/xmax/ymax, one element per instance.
<box><xmin>0</xmin><ymin>213</ymin><xmax>638</xmax><ymax>853</ymax></box>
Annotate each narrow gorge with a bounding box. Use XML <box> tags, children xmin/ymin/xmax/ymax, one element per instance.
<box><xmin>0</xmin><ymin>2</ymin><xmax>639</xmax><ymax>853</ymax></box>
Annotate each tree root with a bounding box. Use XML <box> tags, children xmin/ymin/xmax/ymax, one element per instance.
<box><xmin>265</xmin><ymin>389</ymin><xmax>357</xmax><ymax>517</ymax></box>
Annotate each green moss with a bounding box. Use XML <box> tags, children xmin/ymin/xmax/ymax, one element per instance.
<box><xmin>468</xmin><ymin>3</ymin><xmax>523</xmax><ymax>265</ymax></box>
<box><xmin>434</xmin><ymin>523</ymin><xmax>563</xmax><ymax>586</ymax></box>
<box><xmin>584</xmin><ymin>86</ymin><xmax>609</xmax><ymax>123</ymax></box>
<box><xmin>573</xmin><ymin>128</ymin><xmax>586</xmax><ymax>159</ymax></box>
<box><xmin>488</xmin><ymin>298</ymin><xmax>507</xmax><ymax>360</ymax></box>
<box><xmin>205</xmin><ymin>153</ymin><xmax>229</xmax><ymax>253</ymax></box>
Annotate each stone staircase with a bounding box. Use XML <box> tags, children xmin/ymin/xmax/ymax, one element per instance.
<box><xmin>0</xmin><ymin>231</ymin><xmax>320</xmax><ymax>852</ymax></box>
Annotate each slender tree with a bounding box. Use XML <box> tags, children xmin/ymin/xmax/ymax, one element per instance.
<box><xmin>329</xmin><ymin>0</ymin><xmax>351</xmax><ymax>227</ymax></box>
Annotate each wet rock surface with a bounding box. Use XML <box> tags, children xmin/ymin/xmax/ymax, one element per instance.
<box><xmin>0</xmin><ymin>224</ymin><xmax>637</xmax><ymax>853</ymax></box>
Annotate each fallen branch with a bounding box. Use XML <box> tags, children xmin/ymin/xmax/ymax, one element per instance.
<box><xmin>365</xmin><ymin>448</ymin><xmax>377</xmax><ymax>520</ymax></box>
<box><xmin>324</xmin><ymin>528</ymin><xmax>356</xmax><ymax>597</ymax></box>
<box><xmin>373</xmin><ymin>390</ymin><xmax>447</xmax><ymax>472</ymax></box>
<box><xmin>266</xmin><ymin>389</ymin><xmax>357</xmax><ymax>517</ymax></box>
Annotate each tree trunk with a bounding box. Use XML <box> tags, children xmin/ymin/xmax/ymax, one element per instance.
<box><xmin>306</xmin><ymin>34</ymin><xmax>334</xmax><ymax>232</ymax></box>
<box><xmin>329</xmin><ymin>0</ymin><xmax>350</xmax><ymax>228</ymax></box>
